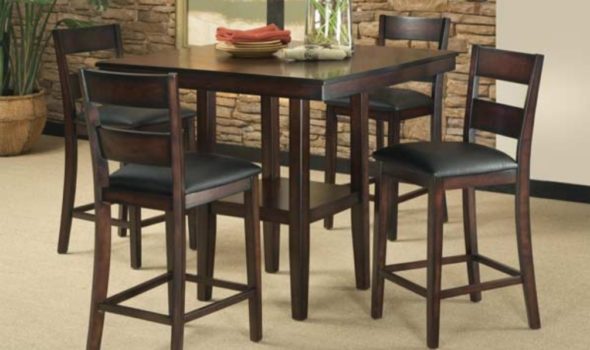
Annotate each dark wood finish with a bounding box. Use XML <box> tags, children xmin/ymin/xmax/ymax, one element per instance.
<box><xmin>426</xmin><ymin>184</ymin><xmax>444</xmax><ymax>348</ymax></box>
<box><xmin>213</xmin><ymin>178</ymin><xmax>358</xmax><ymax>224</ymax></box>
<box><xmin>372</xmin><ymin>45</ymin><xmax>544</xmax><ymax>348</ymax></box>
<box><xmin>52</xmin><ymin>24</ymin><xmax>197</xmax><ymax>268</ymax></box>
<box><xmin>196</xmin><ymin>203</ymin><xmax>216</xmax><ymax>301</ymax></box>
<box><xmin>80</xmin><ymin>70</ymin><xmax>262</xmax><ymax>349</ymax></box>
<box><xmin>53</xmin><ymin>24</ymin><xmax>122</xmax><ymax>258</ymax></box>
<box><xmin>323</xmin><ymin>105</ymin><xmax>338</xmax><ymax>229</ymax></box>
<box><xmin>323</xmin><ymin>15</ymin><xmax>451</xmax><ymax>239</ymax></box>
<box><xmin>261</xmin><ymin>96</ymin><xmax>281</xmax><ymax>273</ymax></box>
<box><xmin>288</xmin><ymin>98</ymin><xmax>311</xmax><ymax>320</ymax></box>
<box><xmin>97</xmin><ymin>44</ymin><xmax>457</xmax><ymax>321</ymax></box>
<box><xmin>128</xmin><ymin>206</ymin><xmax>142</xmax><ymax>269</ymax></box>
<box><xmin>244</xmin><ymin>179</ymin><xmax>263</xmax><ymax>341</ymax></box>
<box><xmin>471</xmin><ymin>98</ymin><xmax>524</xmax><ymax>139</ymax></box>
<box><xmin>349</xmin><ymin>93</ymin><xmax>371</xmax><ymax>290</ymax></box>
<box><xmin>371</xmin><ymin>170</ymin><xmax>391</xmax><ymax>319</ymax></box>
<box><xmin>462</xmin><ymin>188</ymin><xmax>481</xmax><ymax>302</ymax></box>
<box><xmin>96</xmin><ymin>45</ymin><xmax>456</xmax><ymax>101</ymax></box>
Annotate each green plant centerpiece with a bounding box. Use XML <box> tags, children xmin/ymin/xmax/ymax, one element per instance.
<box><xmin>304</xmin><ymin>0</ymin><xmax>352</xmax><ymax>51</ymax></box>
<box><xmin>0</xmin><ymin>0</ymin><xmax>106</xmax><ymax>156</ymax></box>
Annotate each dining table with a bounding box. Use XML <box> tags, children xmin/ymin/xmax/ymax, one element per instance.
<box><xmin>97</xmin><ymin>44</ymin><xmax>458</xmax><ymax>321</ymax></box>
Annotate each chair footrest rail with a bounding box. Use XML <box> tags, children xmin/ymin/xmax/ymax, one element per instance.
<box><xmin>98</xmin><ymin>273</ymin><xmax>254</xmax><ymax>325</ymax></box>
<box><xmin>380</xmin><ymin>254</ymin><xmax>523</xmax><ymax>299</ymax></box>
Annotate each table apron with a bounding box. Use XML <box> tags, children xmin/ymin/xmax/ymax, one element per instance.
<box><xmin>97</xmin><ymin>57</ymin><xmax>455</xmax><ymax>101</ymax></box>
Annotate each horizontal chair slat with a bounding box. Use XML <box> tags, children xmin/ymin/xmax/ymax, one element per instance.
<box><xmin>72</xmin><ymin>211</ymin><xmax>130</xmax><ymax>229</ymax></box>
<box><xmin>186</xmin><ymin>274</ymin><xmax>249</xmax><ymax>292</ymax></box>
<box><xmin>441</xmin><ymin>276</ymin><xmax>523</xmax><ymax>299</ymax></box>
<box><xmin>99</xmin><ymin>303</ymin><xmax>171</xmax><ymax>326</ymax></box>
<box><xmin>73</xmin><ymin>203</ymin><xmax>95</xmax><ymax>213</ymax></box>
<box><xmin>383</xmin><ymin>254</ymin><xmax>468</xmax><ymax>272</ymax></box>
<box><xmin>471</xmin><ymin>98</ymin><xmax>524</xmax><ymax>139</ymax></box>
<box><xmin>473</xmin><ymin>254</ymin><xmax>521</xmax><ymax>277</ymax></box>
<box><xmin>103</xmin><ymin>273</ymin><xmax>170</xmax><ymax>306</ymax></box>
<box><xmin>184</xmin><ymin>290</ymin><xmax>255</xmax><ymax>323</ymax></box>
<box><xmin>140</xmin><ymin>214</ymin><xmax>167</xmax><ymax>227</ymax></box>
<box><xmin>98</xmin><ymin>126</ymin><xmax>171</xmax><ymax>166</ymax></box>
<box><xmin>54</xmin><ymin>24</ymin><xmax>121</xmax><ymax>55</ymax></box>
<box><xmin>381</xmin><ymin>271</ymin><xmax>427</xmax><ymax>297</ymax></box>
<box><xmin>477</xmin><ymin>46</ymin><xmax>537</xmax><ymax>84</ymax></box>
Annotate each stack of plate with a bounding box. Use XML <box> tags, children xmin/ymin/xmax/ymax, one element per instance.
<box><xmin>216</xmin><ymin>40</ymin><xmax>287</xmax><ymax>58</ymax></box>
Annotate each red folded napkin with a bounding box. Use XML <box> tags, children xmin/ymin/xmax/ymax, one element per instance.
<box><xmin>216</xmin><ymin>24</ymin><xmax>291</xmax><ymax>44</ymax></box>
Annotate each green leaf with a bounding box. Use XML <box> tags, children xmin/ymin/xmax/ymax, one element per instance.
<box><xmin>58</xmin><ymin>18</ymin><xmax>97</xmax><ymax>28</ymax></box>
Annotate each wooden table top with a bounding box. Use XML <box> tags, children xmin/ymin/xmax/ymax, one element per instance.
<box><xmin>98</xmin><ymin>44</ymin><xmax>457</xmax><ymax>100</ymax></box>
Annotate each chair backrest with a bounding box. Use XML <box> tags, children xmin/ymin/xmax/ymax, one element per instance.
<box><xmin>463</xmin><ymin>45</ymin><xmax>544</xmax><ymax>167</ymax></box>
<box><xmin>377</xmin><ymin>15</ymin><xmax>450</xmax><ymax>85</ymax></box>
<box><xmin>377</xmin><ymin>15</ymin><xmax>450</xmax><ymax>50</ymax></box>
<box><xmin>52</xmin><ymin>24</ymin><xmax>124</xmax><ymax>127</ymax></box>
<box><xmin>80</xmin><ymin>69</ymin><xmax>184</xmax><ymax>196</ymax></box>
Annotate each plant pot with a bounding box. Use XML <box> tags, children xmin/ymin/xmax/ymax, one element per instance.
<box><xmin>0</xmin><ymin>90</ymin><xmax>47</xmax><ymax>156</ymax></box>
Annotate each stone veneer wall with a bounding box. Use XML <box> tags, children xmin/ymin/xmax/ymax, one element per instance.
<box><xmin>41</xmin><ymin>0</ymin><xmax>496</xmax><ymax>156</ymax></box>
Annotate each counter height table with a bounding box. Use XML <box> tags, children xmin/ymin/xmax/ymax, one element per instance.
<box><xmin>98</xmin><ymin>44</ymin><xmax>457</xmax><ymax>320</ymax></box>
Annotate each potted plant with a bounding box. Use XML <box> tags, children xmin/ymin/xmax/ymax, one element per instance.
<box><xmin>0</xmin><ymin>0</ymin><xmax>106</xmax><ymax>156</ymax></box>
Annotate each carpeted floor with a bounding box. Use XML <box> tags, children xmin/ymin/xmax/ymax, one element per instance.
<box><xmin>1</xmin><ymin>135</ymin><xmax>589</xmax><ymax>349</ymax></box>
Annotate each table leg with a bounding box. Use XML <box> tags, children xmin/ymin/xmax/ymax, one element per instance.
<box><xmin>288</xmin><ymin>98</ymin><xmax>311</xmax><ymax>320</ymax></box>
<box><xmin>261</xmin><ymin>96</ymin><xmax>281</xmax><ymax>273</ymax></box>
<box><xmin>350</xmin><ymin>93</ymin><xmax>371</xmax><ymax>290</ymax></box>
<box><xmin>197</xmin><ymin>90</ymin><xmax>217</xmax><ymax>153</ymax></box>
<box><xmin>195</xmin><ymin>90</ymin><xmax>217</xmax><ymax>299</ymax></box>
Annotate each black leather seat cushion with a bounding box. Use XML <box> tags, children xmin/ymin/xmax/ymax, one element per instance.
<box><xmin>373</xmin><ymin>142</ymin><xmax>517</xmax><ymax>178</ymax></box>
<box><xmin>109</xmin><ymin>153</ymin><xmax>261</xmax><ymax>195</ymax></box>
<box><xmin>326</xmin><ymin>87</ymin><xmax>433</xmax><ymax>112</ymax></box>
<box><xmin>77</xmin><ymin>105</ymin><xmax>195</xmax><ymax>128</ymax></box>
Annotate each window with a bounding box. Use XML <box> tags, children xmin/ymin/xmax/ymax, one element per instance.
<box><xmin>184</xmin><ymin>0</ymin><xmax>305</xmax><ymax>47</ymax></box>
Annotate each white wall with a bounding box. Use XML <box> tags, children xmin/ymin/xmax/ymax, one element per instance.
<box><xmin>497</xmin><ymin>1</ymin><xmax>590</xmax><ymax>185</ymax></box>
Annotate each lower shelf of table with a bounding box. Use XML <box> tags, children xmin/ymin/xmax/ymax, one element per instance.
<box><xmin>212</xmin><ymin>178</ymin><xmax>360</xmax><ymax>225</ymax></box>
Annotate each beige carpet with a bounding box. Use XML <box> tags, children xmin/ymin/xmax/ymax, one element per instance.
<box><xmin>1</xmin><ymin>135</ymin><xmax>589</xmax><ymax>349</ymax></box>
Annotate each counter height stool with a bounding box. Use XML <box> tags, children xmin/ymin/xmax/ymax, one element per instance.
<box><xmin>371</xmin><ymin>46</ymin><xmax>544</xmax><ymax>348</ymax></box>
<box><xmin>80</xmin><ymin>69</ymin><xmax>262</xmax><ymax>350</ymax></box>
<box><xmin>53</xmin><ymin>24</ymin><xmax>197</xmax><ymax>269</ymax></box>
<box><xmin>323</xmin><ymin>15</ymin><xmax>451</xmax><ymax>240</ymax></box>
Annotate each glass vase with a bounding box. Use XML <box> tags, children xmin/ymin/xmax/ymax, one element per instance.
<box><xmin>304</xmin><ymin>0</ymin><xmax>352</xmax><ymax>51</ymax></box>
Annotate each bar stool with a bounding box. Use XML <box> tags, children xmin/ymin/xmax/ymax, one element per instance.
<box><xmin>371</xmin><ymin>45</ymin><xmax>544</xmax><ymax>348</ymax></box>
<box><xmin>53</xmin><ymin>24</ymin><xmax>197</xmax><ymax>268</ymax></box>
<box><xmin>323</xmin><ymin>15</ymin><xmax>451</xmax><ymax>240</ymax></box>
<box><xmin>80</xmin><ymin>69</ymin><xmax>262</xmax><ymax>350</ymax></box>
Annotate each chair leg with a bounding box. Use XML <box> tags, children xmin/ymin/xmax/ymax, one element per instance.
<box><xmin>165</xmin><ymin>212</ymin><xmax>175</xmax><ymax>317</ymax></box>
<box><xmin>244</xmin><ymin>179</ymin><xmax>263</xmax><ymax>341</ymax></box>
<box><xmin>386</xmin><ymin>117</ymin><xmax>400</xmax><ymax>241</ymax></box>
<box><xmin>515</xmin><ymin>181</ymin><xmax>541</xmax><ymax>329</ymax></box>
<box><xmin>188</xmin><ymin>209</ymin><xmax>198</xmax><ymax>251</ymax></box>
<box><xmin>323</xmin><ymin>105</ymin><xmax>338</xmax><ymax>230</ymax></box>
<box><xmin>169</xmin><ymin>209</ymin><xmax>186</xmax><ymax>350</ymax></box>
<box><xmin>197</xmin><ymin>204</ymin><xmax>216</xmax><ymax>301</ymax></box>
<box><xmin>371</xmin><ymin>173</ymin><xmax>391</xmax><ymax>319</ymax></box>
<box><xmin>185</xmin><ymin>117</ymin><xmax>198</xmax><ymax>251</ymax></box>
<box><xmin>426</xmin><ymin>184</ymin><xmax>444</xmax><ymax>349</ymax></box>
<box><xmin>58</xmin><ymin>130</ymin><xmax>78</xmax><ymax>254</ymax></box>
<box><xmin>462</xmin><ymin>188</ymin><xmax>482</xmax><ymax>302</ymax></box>
<box><xmin>376</xmin><ymin>120</ymin><xmax>385</xmax><ymax>150</ymax></box>
<box><xmin>129</xmin><ymin>206</ymin><xmax>142</xmax><ymax>269</ymax></box>
<box><xmin>117</xmin><ymin>205</ymin><xmax>128</xmax><ymax>237</ymax></box>
<box><xmin>86</xmin><ymin>202</ymin><xmax>112</xmax><ymax>350</ymax></box>
<box><xmin>442</xmin><ymin>195</ymin><xmax>449</xmax><ymax>223</ymax></box>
